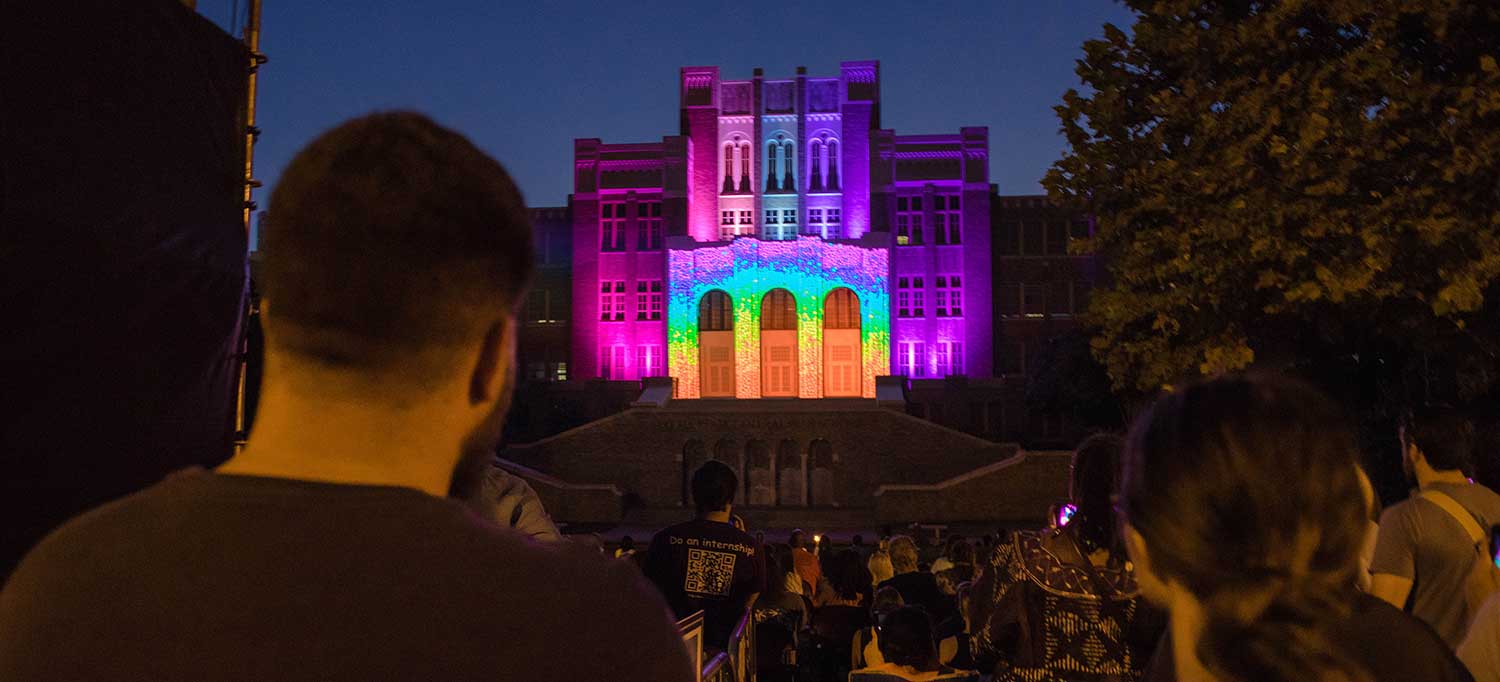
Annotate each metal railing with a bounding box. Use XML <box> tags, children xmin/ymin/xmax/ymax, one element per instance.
<box><xmin>677</xmin><ymin>608</ymin><xmax>756</xmax><ymax>682</ymax></box>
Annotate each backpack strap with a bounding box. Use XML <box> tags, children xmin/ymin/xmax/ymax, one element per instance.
<box><xmin>1421</xmin><ymin>490</ymin><xmax>1486</xmax><ymax>545</ymax></box>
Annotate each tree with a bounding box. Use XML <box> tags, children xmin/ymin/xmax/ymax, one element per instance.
<box><xmin>1047</xmin><ymin>0</ymin><xmax>1500</xmax><ymax>409</ymax></box>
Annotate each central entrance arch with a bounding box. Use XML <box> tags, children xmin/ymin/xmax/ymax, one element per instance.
<box><xmin>823</xmin><ymin>288</ymin><xmax>862</xmax><ymax>396</ymax></box>
<box><xmin>760</xmin><ymin>289</ymin><xmax>798</xmax><ymax>397</ymax></box>
<box><xmin>699</xmin><ymin>290</ymin><xmax>735</xmax><ymax>397</ymax></box>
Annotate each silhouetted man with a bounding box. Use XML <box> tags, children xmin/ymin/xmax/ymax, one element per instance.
<box><xmin>0</xmin><ymin>113</ymin><xmax>693</xmax><ymax>682</ymax></box>
<box><xmin>646</xmin><ymin>460</ymin><xmax>765</xmax><ymax>650</ymax></box>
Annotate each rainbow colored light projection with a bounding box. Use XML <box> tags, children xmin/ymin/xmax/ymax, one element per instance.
<box><xmin>668</xmin><ymin>236</ymin><xmax>890</xmax><ymax>399</ymax></box>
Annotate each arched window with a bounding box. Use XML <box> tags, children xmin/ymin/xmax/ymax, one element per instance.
<box><xmin>780</xmin><ymin>141</ymin><xmax>796</xmax><ymax>193</ymax></box>
<box><xmin>682</xmin><ymin>439</ymin><xmax>707</xmax><ymax>506</ymax></box>
<box><xmin>738</xmin><ymin>142</ymin><xmax>751</xmax><ymax>190</ymax></box>
<box><xmin>809</xmin><ymin>139</ymin><xmax>824</xmax><ymax>192</ymax></box>
<box><xmin>722</xmin><ymin>142</ymin><xmax>735</xmax><ymax>194</ymax></box>
<box><xmin>827</xmin><ymin>140</ymin><xmax>840</xmax><ymax>190</ymax></box>
<box><xmin>699</xmin><ymin>290</ymin><xmax>733</xmax><ymax>331</ymax></box>
<box><xmin>825</xmin><ymin>288</ymin><xmax>860</xmax><ymax>329</ymax></box>
<box><xmin>760</xmin><ymin>289</ymin><xmax>797</xmax><ymax>330</ymax></box>
<box><xmin>765</xmin><ymin>141</ymin><xmax>781</xmax><ymax>193</ymax></box>
<box><xmin>777</xmin><ymin>439</ymin><xmax>804</xmax><ymax>506</ymax></box>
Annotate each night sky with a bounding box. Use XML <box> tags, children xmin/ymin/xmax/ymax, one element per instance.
<box><xmin>200</xmin><ymin>1</ymin><xmax>1136</xmax><ymax>246</ymax></box>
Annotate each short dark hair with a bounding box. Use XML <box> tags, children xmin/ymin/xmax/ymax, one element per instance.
<box><xmin>876</xmin><ymin>606</ymin><xmax>938</xmax><ymax>670</ymax></box>
<box><xmin>1403</xmin><ymin>405</ymin><xmax>1476</xmax><ymax>474</ymax></box>
<box><xmin>263</xmin><ymin>112</ymin><xmax>534</xmax><ymax>380</ymax></box>
<box><xmin>692</xmin><ymin>460</ymin><xmax>738</xmax><ymax>513</ymax></box>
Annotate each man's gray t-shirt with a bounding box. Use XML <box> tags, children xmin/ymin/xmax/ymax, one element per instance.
<box><xmin>1371</xmin><ymin>481</ymin><xmax>1500</xmax><ymax>647</ymax></box>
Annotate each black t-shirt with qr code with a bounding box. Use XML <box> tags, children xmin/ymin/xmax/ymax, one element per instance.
<box><xmin>645</xmin><ymin>518</ymin><xmax>767</xmax><ymax>649</ymax></box>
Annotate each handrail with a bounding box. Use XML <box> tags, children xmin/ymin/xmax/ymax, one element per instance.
<box><xmin>677</xmin><ymin>607</ymin><xmax>756</xmax><ymax>682</ymax></box>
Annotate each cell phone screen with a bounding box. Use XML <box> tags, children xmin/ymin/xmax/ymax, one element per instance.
<box><xmin>1057</xmin><ymin>503</ymin><xmax>1077</xmax><ymax>528</ymax></box>
<box><xmin>1491</xmin><ymin>524</ymin><xmax>1500</xmax><ymax>570</ymax></box>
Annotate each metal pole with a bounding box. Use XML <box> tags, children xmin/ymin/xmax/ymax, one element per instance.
<box><xmin>235</xmin><ymin>0</ymin><xmax>265</xmax><ymax>449</ymax></box>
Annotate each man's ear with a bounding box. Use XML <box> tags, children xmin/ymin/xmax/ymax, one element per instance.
<box><xmin>469</xmin><ymin>319</ymin><xmax>508</xmax><ymax>406</ymax></box>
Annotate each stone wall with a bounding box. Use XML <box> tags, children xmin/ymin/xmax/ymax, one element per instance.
<box><xmin>874</xmin><ymin>450</ymin><xmax>1071</xmax><ymax>524</ymax></box>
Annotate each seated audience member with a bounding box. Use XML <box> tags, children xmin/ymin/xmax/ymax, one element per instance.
<box><xmin>970</xmin><ymin>434</ymin><xmax>1163</xmax><ymax>681</ymax></box>
<box><xmin>853</xmin><ymin>586</ymin><xmax>908</xmax><ymax>669</ymax></box>
<box><xmin>754</xmin><ymin>552</ymin><xmax>805</xmax><ymax>682</ymax></box>
<box><xmin>849</xmin><ymin>606</ymin><xmax>979</xmax><ymax>682</ymax></box>
<box><xmin>880</xmin><ymin>535</ymin><xmax>956</xmax><ymax>632</ymax></box>
<box><xmin>615</xmin><ymin>536</ymin><xmax>637</xmax><ymax>560</ymax></box>
<box><xmin>869</xmin><ymin>548</ymin><xmax>896</xmax><ymax>587</ymax></box>
<box><xmin>935</xmin><ymin>539</ymin><xmax>976</xmax><ymax>596</ymax></box>
<box><xmin>774</xmin><ymin>544</ymin><xmax>806</xmax><ymax>597</ymax></box>
<box><xmin>451</xmin><ymin>461</ymin><xmax>561</xmax><ymax>541</ymax></box>
<box><xmin>756</xmin><ymin>551</ymin><xmax>808</xmax><ymax>632</ymax></box>
<box><xmin>1121</xmin><ymin>375</ymin><xmax>1474</xmax><ymax>682</ymax></box>
<box><xmin>792</xmin><ymin>529</ymin><xmax>823</xmax><ymax>596</ymax></box>
<box><xmin>1371</xmin><ymin>406</ymin><xmax>1500</xmax><ymax>646</ymax></box>
<box><xmin>0</xmin><ymin>113</ymin><xmax>692</xmax><ymax>681</ymax></box>
<box><xmin>645</xmin><ymin>460</ymin><xmax>766</xmax><ymax>650</ymax></box>
<box><xmin>1460</xmin><ymin>592</ymin><xmax>1500</xmax><ymax>682</ymax></box>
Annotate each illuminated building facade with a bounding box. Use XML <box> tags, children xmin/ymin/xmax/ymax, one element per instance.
<box><xmin>568</xmin><ymin>61</ymin><xmax>992</xmax><ymax>398</ymax></box>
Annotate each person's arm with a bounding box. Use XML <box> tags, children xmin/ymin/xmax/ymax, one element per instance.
<box><xmin>1368</xmin><ymin>505</ymin><xmax>1418</xmax><ymax>610</ymax></box>
<box><xmin>1370</xmin><ymin>574</ymin><xmax>1414</xmax><ymax>611</ymax></box>
<box><xmin>1459</xmin><ymin>594</ymin><xmax>1500</xmax><ymax>682</ymax></box>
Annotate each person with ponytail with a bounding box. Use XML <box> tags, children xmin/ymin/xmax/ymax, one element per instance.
<box><xmin>969</xmin><ymin>433</ymin><xmax>1166</xmax><ymax>681</ymax></box>
<box><xmin>1120</xmin><ymin>374</ymin><xmax>1473</xmax><ymax>682</ymax></box>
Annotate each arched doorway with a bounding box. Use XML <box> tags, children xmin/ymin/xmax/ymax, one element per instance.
<box><xmin>777</xmin><ymin>439</ymin><xmax>804</xmax><ymax>506</ymax></box>
<box><xmin>823</xmin><ymin>288</ymin><xmax>862</xmax><ymax>397</ymax></box>
<box><xmin>682</xmin><ymin>439</ymin><xmax>707</xmax><ymax>507</ymax></box>
<box><xmin>698</xmin><ymin>291</ymin><xmax>735</xmax><ymax>397</ymax></box>
<box><xmin>761</xmin><ymin>289</ymin><xmax>798</xmax><ymax>397</ymax></box>
<box><xmin>714</xmin><ymin>438</ymin><xmax>741</xmax><ymax>504</ymax></box>
<box><xmin>809</xmin><ymin>439</ymin><xmax>835</xmax><ymax>507</ymax></box>
<box><xmin>746</xmin><ymin>440</ymin><xmax>774</xmax><ymax>505</ymax></box>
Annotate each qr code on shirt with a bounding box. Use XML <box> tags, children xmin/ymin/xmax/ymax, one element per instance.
<box><xmin>684</xmin><ymin>548</ymin><xmax>737</xmax><ymax>596</ymax></box>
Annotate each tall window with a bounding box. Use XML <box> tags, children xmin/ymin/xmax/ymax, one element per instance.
<box><xmin>599</xmin><ymin>344</ymin><xmax>626</xmax><ymax>379</ymax></box>
<box><xmin>935</xmin><ymin>343</ymin><xmax>950</xmax><ymax>377</ymax></box>
<box><xmin>935</xmin><ymin>275</ymin><xmax>963</xmax><ymax>317</ymax></box>
<box><xmin>896</xmin><ymin>276</ymin><xmax>925</xmax><ymax>318</ymax></box>
<box><xmin>948</xmin><ymin>341</ymin><xmax>964</xmax><ymax>376</ymax></box>
<box><xmin>739</xmin><ymin>142</ymin><xmax>751</xmax><ymax>190</ymax></box>
<box><xmin>599</xmin><ymin>280</ymin><xmax>625</xmax><ymax>321</ymax></box>
<box><xmin>600</xmin><ymin>203</ymin><xmax>625</xmax><ymax>251</ymax></box>
<box><xmin>780</xmin><ymin>141</ymin><xmax>795</xmax><ymax>193</ymax></box>
<box><xmin>637</xmin><ymin>344</ymin><xmax>662</xmax><ymax>377</ymax></box>
<box><xmin>897</xmin><ymin>341</ymin><xmax>926</xmax><ymax>377</ymax></box>
<box><xmin>722</xmin><ymin>143</ymin><xmax>735</xmax><ymax>194</ymax></box>
<box><xmin>809</xmin><ymin>139</ymin><xmax>825</xmax><ymax>192</ymax></box>
<box><xmin>699</xmin><ymin>290</ymin><xmax>733</xmax><ymax>331</ymax></box>
<box><xmin>524</xmin><ymin>289</ymin><xmax>550</xmax><ymax>323</ymax></box>
<box><xmin>1024</xmin><ymin>222</ymin><xmax>1044</xmax><ymax>256</ymax></box>
<box><xmin>896</xmin><ymin>197</ymin><xmax>924</xmax><ymax>246</ymax></box>
<box><xmin>776</xmin><ymin>209</ymin><xmax>796</xmax><ymax>240</ymax></box>
<box><xmin>997</xmin><ymin>283</ymin><xmax>1021</xmax><ymax>317</ymax></box>
<box><xmin>1022</xmin><ymin>284</ymin><xmax>1047</xmax><ymax>318</ymax></box>
<box><xmin>997</xmin><ymin>221</ymin><xmax>1020</xmax><ymax>255</ymax></box>
<box><xmin>934</xmin><ymin>195</ymin><xmax>961</xmax><ymax>244</ymax></box>
<box><xmin>1047</xmin><ymin>221</ymin><xmax>1069</xmax><ymax>255</ymax></box>
<box><xmin>826</xmin><ymin>140</ymin><xmax>840</xmax><ymax>190</ymax></box>
<box><xmin>765</xmin><ymin>142</ymin><xmax>781</xmax><ymax>193</ymax></box>
<box><xmin>636</xmin><ymin>279</ymin><xmax>663</xmax><ymax>320</ymax></box>
<box><xmin>637</xmin><ymin>201</ymin><xmax>662</xmax><ymax>250</ymax></box>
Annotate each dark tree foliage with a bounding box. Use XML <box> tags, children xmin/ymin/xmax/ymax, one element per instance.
<box><xmin>1047</xmin><ymin>0</ymin><xmax>1500</xmax><ymax>413</ymax></box>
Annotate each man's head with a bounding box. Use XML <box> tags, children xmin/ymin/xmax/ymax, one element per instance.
<box><xmin>789</xmin><ymin>529</ymin><xmax>805</xmax><ymax>548</ymax></box>
<box><xmin>261</xmin><ymin>112</ymin><xmax>533</xmax><ymax>461</ymax></box>
<box><xmin>1401</xmin><ymin>406</ymin><xmax>1476</xmax><ymax>479</ymax></box>
<box><xmin>691</xmin><ymin>460</ymin><xmax>738</xmax><ymax>516</ymax></box>
<box><xmin>888</xmin><ymin>535</ymin><xmax>919</xmax><ymax>575</ymax></box>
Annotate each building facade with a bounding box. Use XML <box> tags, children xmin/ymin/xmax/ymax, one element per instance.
<box><xmin>564</xmin><ymin>61</ymin><xmax>992</xmax><ymax>399</ymax></box>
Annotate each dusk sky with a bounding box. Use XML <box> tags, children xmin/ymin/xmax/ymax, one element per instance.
<box><xmin>201</xmin><ymin>1</ymin><xmax>1137</xmax><ymax>245</ymax></box>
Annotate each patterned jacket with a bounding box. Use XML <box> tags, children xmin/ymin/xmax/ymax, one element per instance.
<box><xmin>969</xmin><ymin>529</ymin><xmax>1163</xmax><ymax>682</ymax></box>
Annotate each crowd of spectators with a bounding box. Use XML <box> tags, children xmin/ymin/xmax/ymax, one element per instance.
<box><xmin>2</xmin><ymin>113</ymin><xmax>1498</xmax><ymax>682</ymax></box>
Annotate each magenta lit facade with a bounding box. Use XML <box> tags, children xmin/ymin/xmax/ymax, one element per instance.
<box><xmin>570</xmin><ymin>61</ymin><xmax>992</xmax><ymax>398</ymax></box>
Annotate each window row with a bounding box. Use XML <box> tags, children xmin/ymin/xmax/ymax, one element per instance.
<box><xmin>995</xmin><ymin>280</ymin><xmax>1092</xmax><ymax>318</ymax></box>
<box><xmin>895</xmin><ymin>195</ymin><xmax>961</xmax><ymax>246</ymax></box>
<box><xmin>599</xmin><ymin>344</ymin><xmax>664</xmax><ymax>380</ymax></box>
<box><xmin>894</xmin><ymin>340</ymin><xmax>965</xmax><ymax>378</ymax></box>
<box><xmin>523</xmin><ymin>361</ymin><xmax>568</xmax><ymax>382</ymax></box>
<box><xmin>995</xmin><ymin>220</ymin><xmax>1090</xmax><ymax>256</ymax></box>
<box><xmin>719</xmin><ymin>210</ymin><xmax>754</xmax><ymax>240</ymax></box>
<box><xmin>598</xmin><ymin>279</ymin><xmax>664</xmax><ymax>321</ymax></box>
<box><xmin>599</xmin><ymin>201</ymin><xmax>663</xmax><ymax>252</ymax></box>
<box><xmin>895</xmin><ymin>275</ymin><xmax>964</xmax><ymax>318</ymax></box>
